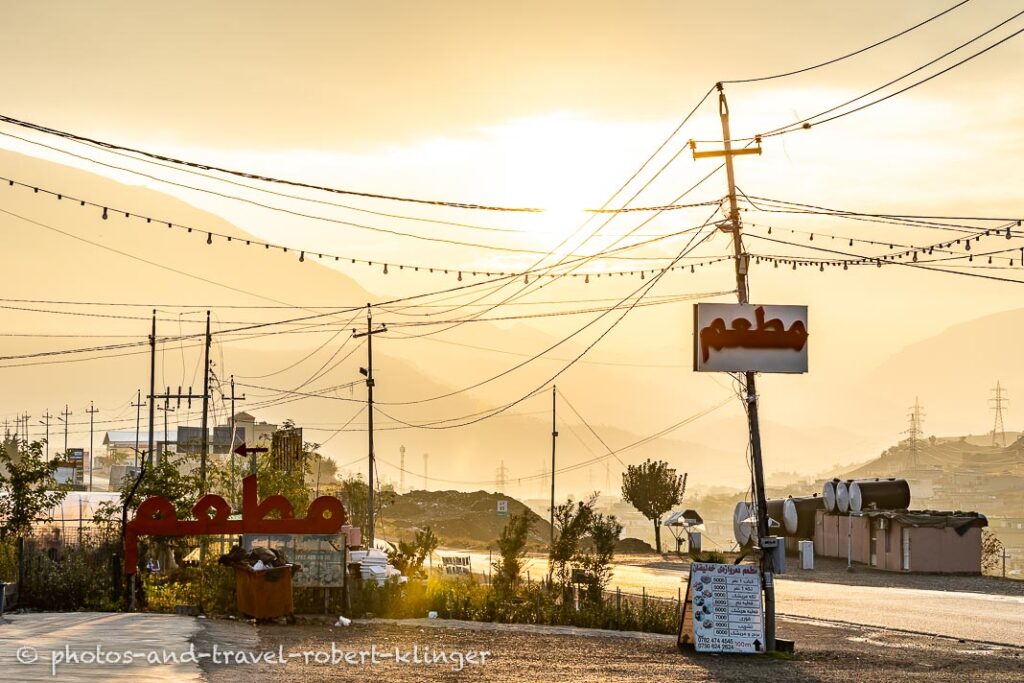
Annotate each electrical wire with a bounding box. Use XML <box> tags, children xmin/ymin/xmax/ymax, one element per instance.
<box><xmin>0</xmin><ymin>113</ymin><xmax>543</xmax><ymax>212</ymax></box>
<box><xmin>721</xmin><ymin>0</ymin><xmax>973</xmax><ymax>84</ymax></box>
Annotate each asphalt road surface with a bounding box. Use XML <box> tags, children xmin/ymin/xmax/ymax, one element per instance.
<box><xmin>451</xmin><ymin>550</ymin><xmax>1024</xmax><ymax>646</ymax></box>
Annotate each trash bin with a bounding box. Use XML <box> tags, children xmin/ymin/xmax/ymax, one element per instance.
<box><xmin>234</xmin><ymin>564</ymin><xmax>295</xmax><ymax>619</ymax></box>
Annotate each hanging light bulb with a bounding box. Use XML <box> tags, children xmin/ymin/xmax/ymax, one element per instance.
<box><xmin>988</xmin><ymin>256</ymin><xmax>993</xmax><ymax>264</ymax></box>
<box><xmin>101</xmin><ymin>207</ymin><xmax>108</xmax><ymax>220</ymax></box>
<box><xmin>965</xmin><ymin>241</ymin><xmax>971</xmax><ymax>251</ymax></box>
<box><xmin>383</xmin><ymin>263</ymin><xmax>388</xmax><ymax>274</ymax></box>
<box><xmin>773</xmin><ymin>260</ymin><xmax>778</xmax><ymax>268</ymax></box>
<box><xmin>523</xmin><ymin>274</ymin><xmax>529</xmax><ymax>284</ymax></box>
<box><xmin>810</xmin><ymin>233</ymin><xmax>814</xmax><ymax>241</ymax></box>
<box><xmin>640</xmin><ymin>271</ymin><xmax>645</xmax><ymax>280</ymax></box>
<box><xmin>299</xmin><ymin>251</ymin><xmax>305</xmax><ymax>262</ymax></box>
<box><xmin>768</xmin><ymin>226</ymin><xmax>772</xmax><ymax>234</ymax></box>
<box><xmin>206</xmin><ymin>232</ymin><xmax>213</xmax><ymax>244</ymax></box>
<box><xmin>819</xmin><ymin>263</ymin><xmax>824</xmax><ymax>271</ymax></box>
<box><xmin>843</xmin><ymin>262</ymin><xmax>848</xmax><ymax>270</ymax></box>
<box><xmin>584</xmin><ymin>274</ymin><xmax>590</xmax><ymax>283</ymax></box>
<box><xmin>968</xmin><ymin>254</ymin><xmax>973</xmax><ymax>262</ymax></box>
<box><xmin>912</xmin><ymin>252</ymin><xmax>918</xmax><ymax>262</ymax></box>
<box><xmin>792</xmin><ymin>262</ymin><xmax>797</xmax><ymax>270</ymax></box>
<box><xmin>457</xmin><ymin>271</ymin><xmax>463</xmax><ymax>281</ymax></box>
<box><xmin>690</xmin><ymin>265</ymin><xmax>695</xmax><ymax>273</ymax></box>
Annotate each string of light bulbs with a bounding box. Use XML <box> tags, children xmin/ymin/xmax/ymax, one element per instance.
<box><xmin>0</xmin><ymin>173</ymin><xmax>732</xmax><ymax>281</ymax></box>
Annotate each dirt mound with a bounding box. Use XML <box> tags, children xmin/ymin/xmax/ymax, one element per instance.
<box><xmin>614</xmin><ymin>537</ymin><xmax>656</xmax><ymax>554</ymax></box>
<box><xmin>382</xmin><ymin>489</ymin><xmax>552</xmax><ymax>549</ymax></box>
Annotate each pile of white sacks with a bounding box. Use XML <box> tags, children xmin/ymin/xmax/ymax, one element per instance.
<box><xmin>350</xmin><ymin>548</ymin><xmax>406</xmax><ymax>586</ymax></box>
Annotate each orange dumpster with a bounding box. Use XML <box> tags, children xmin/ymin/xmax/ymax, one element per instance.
<box><xmin>234</xmin><ymin>564</ymin><xmax>295</xmax><ymax>619</ymax></box>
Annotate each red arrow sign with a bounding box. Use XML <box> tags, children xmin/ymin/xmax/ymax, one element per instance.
<box><xmin>234</xmin><ymin>443</ymin><xmax>269</xmax><ymax>457</ymax></box>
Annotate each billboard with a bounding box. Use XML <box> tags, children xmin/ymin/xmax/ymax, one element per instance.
<box><xmin>693</xmin><ymin>303</ymin><xmax>808</xmax><ymax>373</ymax></box>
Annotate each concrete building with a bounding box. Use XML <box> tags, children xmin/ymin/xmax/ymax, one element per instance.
<box><xmin>227</xmin><ymin>412</ymin><xmax>277</xmax><ymax>448</ymax></box>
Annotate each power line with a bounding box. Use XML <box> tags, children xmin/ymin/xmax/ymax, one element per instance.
<box><xmin>722</xmin><ymin>0</ymin><xmax>974</xmax><ymax>84</ymax></box>
<box><xmin>0</xmin><ymin>113</ymin><xmax>543</xmax><ymax>212</ymax></box>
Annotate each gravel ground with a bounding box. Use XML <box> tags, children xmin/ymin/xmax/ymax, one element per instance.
<box><xmin>197</xmin><ymin>616</ymin><xmax>1024</xmax><ymax>683</ymax></box>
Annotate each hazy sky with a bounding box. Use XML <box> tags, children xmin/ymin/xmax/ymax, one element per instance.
<box><xmin>0</xmin><ymin>1</ymin><xmax>1022</xmax><ymax>491</ymax></box>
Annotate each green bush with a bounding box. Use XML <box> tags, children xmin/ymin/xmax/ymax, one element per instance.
<box><xmin>19</xmin><ymin>542</ymin><xmax>121</xmax><ymax>611</ymax></box>
<box><xmin>141</xmin><ymin>559</ymin><xmax>235</xmax><ymax>615</ymax></box>
<box><xmin>690</xmin><ymin>549</ymin><xmax>726</xmax><ymax>564</ymax></box>
<box><xmin>352</xmin><ymin>575</ymin><xmax>679</xmax><ymax>635</ymax></box>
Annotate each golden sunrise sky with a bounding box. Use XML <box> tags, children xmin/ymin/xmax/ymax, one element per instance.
<box><xmin>0</xmin><ymin>1</ymin><xmax>1022</xmax><ymax>490</ymax></box>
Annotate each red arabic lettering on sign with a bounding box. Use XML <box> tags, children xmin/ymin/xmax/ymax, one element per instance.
<box><xmin>123</xmin><ymin>474</ymin><xmax>347</xmax><ymax>573</ymax></box>
<box><xmin>699</xmin><ymin>305</ymin><xmax>808</xmax><ymax>363</ymax></box>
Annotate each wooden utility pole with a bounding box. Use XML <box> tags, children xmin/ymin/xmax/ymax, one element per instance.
<box><xmin>200</xmin><ymin>310</ymin><xmax>212</xmax><ymax>493</ymax></box>
<box><xmin>59</xmin><ymin>404</ymin><xmax>72</xmax><ymax>455</ymax></box>
<box><xmin>550</xmin><ymin>385</ymin><xmax>559</xmax><ymax>550</ymax></box>
<box><xmin>228</xmin><ymin>375</ymin><xmax>245</xmax><ymax>504</ymax></box>
<box><xmin>691</xmin><ymin>82</ymin><xmax>775</xmax><ymax>651</ymax></box>
<box><xmin>40</xmin><ymin>410</ymin><xmax>52</xmax><ymax>458</ymax></box>
<box><xmin>131</xmin><ymin>390</ymin><xmax>145</xmax><ymax>469</ymax></box>
<box><xmin>148</xmin><ymin>310</ymin><xmax>157</xmax><ymax>466</ymax></box>
<box><xmin>157</xmin><ymin>401</ymin><xmax>174</xmax><ymax>461</ymax></box>
<box><xmin>86</xmin><ymin>402</ymin><xmax>98</xmax><ymax>492</ymax></box>
<box><xmin>352</xmin><ymin>303</ymin><xmax>386</xmax><ymax>548</ymax></box>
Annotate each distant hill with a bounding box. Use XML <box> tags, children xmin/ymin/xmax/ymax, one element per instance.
<box><xmin>379</xmin><ymin>489</ymin><xmax>552</xmax><ymax>549</ymax></box>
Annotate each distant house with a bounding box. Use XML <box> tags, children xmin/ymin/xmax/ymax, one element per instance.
<box><xmin>227</xmin><ymin>412</ymin><xmax>277</xmax><ymax>448</ymax></box>
<box><xmin>103</xmin><ymin>429</ymin><xmax>177</xmax><ymax>462</ymax></box>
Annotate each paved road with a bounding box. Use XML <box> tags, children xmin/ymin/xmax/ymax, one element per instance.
<box><xmin>452</xmin><ymin>550</ymin><xmax>1024</xmax><ymax>646</ymax></box>
<box><xmin>0</xmin><ymin>612</ymin><xmax>202</xmax><ymax>681</ymax></box>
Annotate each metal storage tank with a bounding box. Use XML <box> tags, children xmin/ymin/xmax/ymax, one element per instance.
<box><xmin>848</xmin><ymin>478</ymin><xmax>911</xmax><ymax>512</ymax></box>
<box><xmin>822</xmin><ymin>478</ymin><xmax>840</xmax><ymax>512</ymax></box>
<box><xmin>733</xmin><ymin>501</ymin><xmax>753</xmax><ymax>547</ymax></box>
<box><xmin>835</xmin><ymin>481</ymin><xmax>852</xmax><ymax>513</ymax></box>
<box><xmin>766</xmin><ymin>499</ymin><xmax>787</xmax><ymax>536</ymax></box>
<box><xmin>783</xmin><ymin>495</ymin><xmax>825</xmax><ymax>537</ymax></box>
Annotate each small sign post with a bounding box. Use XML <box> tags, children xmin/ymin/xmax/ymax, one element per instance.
<box><xmin>682</xmin><ymin>562</ymin><xmax>765</xmax><ymax>654</ymax></box>
<box><xmin>496</xmin><ymin>500</ymin><xmax>508</xmax><ymax>517</ymax></box>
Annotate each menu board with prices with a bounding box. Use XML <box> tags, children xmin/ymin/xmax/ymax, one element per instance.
<box><xmin>689</xmin><ymin>562</ymin><xmax>764</xmax><ymax>653</ymax></box>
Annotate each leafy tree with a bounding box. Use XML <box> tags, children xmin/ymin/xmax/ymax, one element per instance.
<box><xmin>94</xmin><ymin>452</ymin><xmax>202</xmax><ymax>573</ymax></box>
<box><xmin>620</xmin><ymin>459</ymin><xmax>685</xmax><ymax>553</ymax></box>
<box><xmin>415</xmin><ymin>526</ymin><xmax>440</xmax><ymax>569</ymax></box>
<box><xmin>492</xmin><ymin>514</ymin><xmax>533</xmax><ymax>595</ymax></box>
<box><xmin>549</xmin><ymin>496</ymin><xmax>595</xmax><ymax>586</ymax></box>
<box><xmin>335</xmin><ymin>474</ymin><xmax>396</xmax><ymax>535</ymax></box>
<box><xmin>0</xmin><ymin>439</ymin><xmax>69</xmax><ymax>540</ymax></box>
<box><xmin>576</xmin><ymin>512</ymin><xmax>622</xmax><ymax>600</ymax></box>
<box><xmin>386</xmin><ymin>526</ymin><xmax>441</xmax><ymax>579</ymax></box>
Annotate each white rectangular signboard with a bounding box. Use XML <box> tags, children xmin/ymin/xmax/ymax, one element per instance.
<box><xmin>689</xmin><ymin>562</ymin><xmax>765</xmax><ymax>653</ymax></box>
<box><xmin>693</xmin><ymin>303</ymin><xmax>808</xmax><ymax>373</ymax></box>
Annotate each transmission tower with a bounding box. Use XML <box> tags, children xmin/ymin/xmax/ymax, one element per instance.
<box><xmin>496</xmin><ymin>460</ymin><xmax>509</xmax><ymax>494</ymax></box>
<box><xmin>904</xmin><ymin>397</ymin><xmax>925</xmax><ymax>468</ymax></box>
<box><xmin>990</xmin><ymin>382</ymin><xmax>1008</xmax><ymax>448</ymax></box>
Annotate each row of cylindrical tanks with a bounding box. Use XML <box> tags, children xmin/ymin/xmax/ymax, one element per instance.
<box><xmin>732</xmin><ymin>478</ymin><xmax>911</xmax><ymax>546</ymax></box>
